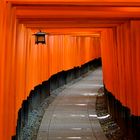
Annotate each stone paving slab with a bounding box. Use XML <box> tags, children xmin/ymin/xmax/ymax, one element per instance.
<box><xmin>37</xmin><ymin>68</ymin><xmax>107</xmax><ymax>140</ymax></box>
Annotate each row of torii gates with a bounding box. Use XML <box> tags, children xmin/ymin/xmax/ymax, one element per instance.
<box><xmin>1</xmin><ymin>0</ymin><xmax>140</xmax><ymax>139</ymax></box>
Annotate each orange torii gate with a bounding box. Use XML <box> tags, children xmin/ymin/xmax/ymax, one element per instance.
<box><xmin>1</xmin><ymin>0</ymin><xmax>140</xmax><ymax>139</ymax></box>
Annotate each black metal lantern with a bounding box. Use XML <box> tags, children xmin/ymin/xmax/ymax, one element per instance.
<box><xmin>33</xmin><ymin>30</ymin><xmax>47</xmax><ymax>44</ymax></box>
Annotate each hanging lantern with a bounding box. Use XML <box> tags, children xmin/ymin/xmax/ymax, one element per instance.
<box><xmin>33</xmin><ymin>30</ymin><xmax>47</xmax><ymax>44</ymax></box>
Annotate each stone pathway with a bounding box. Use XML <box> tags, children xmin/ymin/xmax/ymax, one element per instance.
<box><xmin>37</xmin><ymin>67</ymin><xmax>107</xmax><ymax>140</ymax></box>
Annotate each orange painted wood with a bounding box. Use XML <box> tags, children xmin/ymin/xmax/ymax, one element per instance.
<box><xmin>100</xmin><ymin>21</ymin><xmax>140</xmax><ymax>116</ymax></box>
<box><xmin>15</xmin><ymin>6</ymin><xmax>140</xmax><ymax>19</ymax></box>
<box><xmin>2</xmin><ymin>1</ymin><xmax>140</xmax><ymax>140</ymax></box>
<box><xmin>0</xmin><ymin>3</ymin><xmax>101</xmax><ymax>139</ymax></box>
<box><xmin>0</xmin><ymin>1</ymin><xmax>4</xmax><ymax>139</ymax></box>
<box><xmin>6</xmin><ymin>0</ymin><xmax>140</xmax><ymax>6</ymax></box>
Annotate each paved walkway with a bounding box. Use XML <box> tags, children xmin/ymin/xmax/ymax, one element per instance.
<box><xmin>37</xmin><ymin>68</ymin><xmax>107</xmax><ymax>140</ymax></box>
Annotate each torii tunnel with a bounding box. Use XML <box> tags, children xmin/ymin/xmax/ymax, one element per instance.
<box><xmin>1</xmin><ymin>0</ymin><xmax>140</xmax><ymax>140</ymax></box>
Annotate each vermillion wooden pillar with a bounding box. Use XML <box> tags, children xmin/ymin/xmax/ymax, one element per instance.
<box><xmin>100</xmin><ymin>21</ymin><xmax>140</xmax><ymax>116</ymax></box>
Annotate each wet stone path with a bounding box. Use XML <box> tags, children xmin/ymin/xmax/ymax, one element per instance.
<box><xmin>37</xmin><ymin>68</ymin><xmax>107</xmax><ymax>140</ymax></box>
